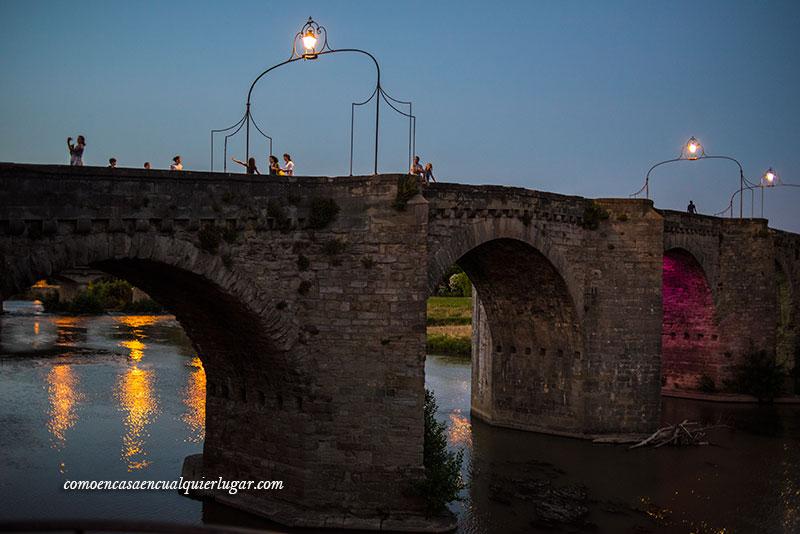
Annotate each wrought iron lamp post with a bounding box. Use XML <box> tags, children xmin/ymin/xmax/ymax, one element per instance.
<box><xmin>211</xmin><ymin>17</ymin><xmax>415</xmax><ymax>175</ymax></box>
<box><xmin>632</xmin><ymin>136</ymin><xmax>747</xmax><ymax>218</ymax></box>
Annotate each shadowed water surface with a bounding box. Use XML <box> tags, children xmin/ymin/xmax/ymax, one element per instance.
<box><xmin>1</xmin><ymin>302</ymin><xmax>798</xmax><ymax>533</ymax></box>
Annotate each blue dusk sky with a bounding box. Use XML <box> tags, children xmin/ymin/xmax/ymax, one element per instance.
<box><xmin>1</xmin><ymin>0</ymin><xmax>798</xmax><ymax>233</ymax></box>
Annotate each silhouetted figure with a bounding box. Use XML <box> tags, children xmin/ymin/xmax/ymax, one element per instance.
<box><xmin>108</xmin><ymin>158</ymin><xmax>117</xmax><ymax>168</ymax></box>
<box><xmin>687</xmin><ymin>200</ymin><xmax>697</xmax><ymax>214</ymax></box>
<box><xmin>232</xmin><ymin>156</ymin><xmax>260</xmax><ymax>175</ymax></box>
<box><xmin>170</xmin><ymin>156</ymin><xmax>182</xmax><ymax>171</ymax></box>
<box><xmin>144</xmin><ymin>162</ymin><xmax>151</xmax><ymax>169</ymax></box>
<box><xmin>67</xmin><ymin>136</ymin><xmax>85</xmax><ymax>166</ymax></box>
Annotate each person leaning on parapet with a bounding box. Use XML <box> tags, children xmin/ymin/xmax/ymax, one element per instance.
<box><xmin>269</xmin><ymin>155</ymin><xmax>283</xmax><ymax>175</ymax></box>
<box><xmin>282</xmin><ymin>153</ymin><xmax>294</xmax><ymax>176</ymax></box>
<box><xmin>67</xmin><ymin>135</ymin><xmax>86</xmax><ymax>166</ymax></box>
<box><xmin>411</xmin><ymin>155</ymin><xmax>425</xmax><ymax>178</ymax></box>
<box><xmin>170</xmin><ymin>155</ymin><xmax>183</xmax><ymax>171</ymax></box>
<box><xmin>108</xmin><ymin>157</ymin><xmax>117</xmax><ymax>168</ymax></box>
<box><xmin>424</xmin><ymin>162</ymin><xmax>436</xmax><ymax>184</ymax></box>
<box><xmin>687</xmin><ymin>200</ymin><xmax>697</xmax><ymax>214</ymax></box>
<box><xmin>231</xmin><ymin>156</ymin><xmax>260</xmax><ymax>175</ymax></box>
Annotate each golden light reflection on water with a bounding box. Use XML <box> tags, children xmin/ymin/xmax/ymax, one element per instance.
<box><xmin>45</xmin><ymin>365</ymin><xmax>84</xmax><ymax>461</ymax></box>
<box><xmin>120</xmin><ymin>339</ymin><xmax>146</xmax><ymax>362</ymax></box>
<box><xmin>182</xmin><ymin>357</ymin><xmax>206</xmax><ymax>443</ymax></box>
<box><xmin>114</xmin><ymin>315</ymin><xmax>160</xmax><ymax>330</ymax></box>
<box><xmin>447</xmin><ymin>409</ymin><xmax>471</xmax><ymax>447</ymax></box>
<box><xmin>116</xmin><ymin>365</ymin><xmax>160</xmax><ymax>470</ymax></box>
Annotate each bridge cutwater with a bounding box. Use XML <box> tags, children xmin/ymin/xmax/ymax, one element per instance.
<box><xmin>1</xmin><ymin>163</ymin><xmax>798</xmax><ymax>531</ymax></box>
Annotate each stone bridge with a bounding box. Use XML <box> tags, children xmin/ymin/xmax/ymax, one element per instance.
<box><xmin>1</xmin><ymin>163</ymin><xmax>798</xmax><ymax>530</ymax></box>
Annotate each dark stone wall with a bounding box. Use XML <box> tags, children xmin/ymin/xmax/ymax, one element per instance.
<box><xmin>425</xmin><ymin>186</ymin><xmax>664</xmax><ymax>436</ymax></box>
<box><xmin>3</xmin><ymin>163</ymin><xmax>799</xmax><ymax>528</ymax></box>
<box><xmin>0</xmin><ymin>163</ymin><xmax>437</xmax><ymax>531</ymax></box>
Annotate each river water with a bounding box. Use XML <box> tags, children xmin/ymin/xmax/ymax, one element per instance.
<box><xmin>1</xmin><ymin>301</ymin><xmax>798</xmax><ymax>534</ymax></box>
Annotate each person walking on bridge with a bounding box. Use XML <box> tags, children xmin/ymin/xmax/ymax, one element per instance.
<box><xmin>687</xmin><ymin>200</ymin><xmax>697</xmax><ymax>214</ymax></box>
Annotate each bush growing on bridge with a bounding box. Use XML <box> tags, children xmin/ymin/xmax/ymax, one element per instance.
<box><xmin>416</xmin><ymin>388</ymin><xmax>464</xmax><ymax>517</ymax></box>
<box><xmin>579</xmin><ymin>202</ymin><xmax>610</xmax><ymax>230</ymax></box>
<box><xmin>307</xmin><ymin>197</ymin><xmax>340</xmax><ymax>229</ymax></box>
<box><xmin>198</xmin><ymin>225</ymin><xmax>222</xmax><ymax>254</ymax></box>
<box><xmin>392</xmin><ymin>175</ymin><xmax>419</xmax><ymax>211</ymax></box>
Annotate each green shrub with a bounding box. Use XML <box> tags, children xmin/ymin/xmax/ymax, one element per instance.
<box><xmin>267</xmin><ymin>199</ymin><xmax>290</xmax><ymax>232</ymax></box>
<box><xmin>297</xmin><ymin>254</ymin><xmax>310</xmax><ymax>271</ymax></box>
<box><xmin>89</xmin><ymin>279</ymin><xmax>132</xmax><ymax>309</ymax></box>
<box><xmin>426</xmin><ymin>334</ymin><xmax>471</xmax><ymax>357</ymax></box>
<box><xmin>392</xmin><ymin>176</ymin><xmax>420</xmax><ymax>211</ymax></box>
<box><xmin>199</xmin><ymin>225</ymin><xmax>222</xmax><ymax>254</ymax></box>
<box><xmin>449</xmin><ymin>272</ymin><xmax>472</xmax><ymax>297</ymax></box>
<box><xmin>415</xmin><ymin>389</ymin><xmax>464</xmax><ymax>517</ymax></box>
<box><xmin>41</xmin><ymin>291</ymin><xmax>65</xmax><ymax>313</ymax></box>
<box><xmin>697</xmin><ymin>374</ymin><xmax>716</xmax><ymax>393</ymax></box>
<box><xmin>579</xmin><ymin>202</ymin><xmax>610</xmax><ymax>230</ymax></box>
<box><xmin>361</xmin><ymin>256</ymin><xmax>377</xmax><ymax>269</ymax></box>
<box><xmin>298</xmin><ymin>280</ymin><xmax>312</xmax><ymax>295</ymax></box>
<box><xmin>725</xmin><ymin>344</ymin><xmax>785</xmax><ymax>403</ymax></box>
<box><xmin>69</xmin><ymin>290</ymin><xmax>105</xmax><ymax>315</ymax></box>
<box><xmin>307</xmin><ymin>197</ymin><xmax>340</xmax><ymax>229</ymax></box>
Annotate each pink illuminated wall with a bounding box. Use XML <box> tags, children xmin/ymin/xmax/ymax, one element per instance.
<box><xmin>662</xmin><ymin>249</ymin><xmax>722</xmax><ymax>389</ymax></box>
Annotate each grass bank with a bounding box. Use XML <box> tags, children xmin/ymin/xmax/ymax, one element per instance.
<box><xmin>426</xmin><ymin>297</ymin><xmax>472</xmax><ymax>357</ymax></box>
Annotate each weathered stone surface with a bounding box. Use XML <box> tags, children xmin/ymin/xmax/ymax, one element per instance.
<box><xmin>1</xmin><ymin>163</ymin><xmax>798</xmax><ymax>529</ymax></box>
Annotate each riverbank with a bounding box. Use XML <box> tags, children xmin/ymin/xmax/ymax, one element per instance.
<box><xmin>427</xmin><ymin>297</ymin><xmax>471</xmax><ymax>357</ymax></box>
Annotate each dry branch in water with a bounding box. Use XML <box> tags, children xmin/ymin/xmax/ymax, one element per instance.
<box><xmin>629</xmin><ymin>420</ymin><xmax>711</xmax><ymax>449</ymax></box>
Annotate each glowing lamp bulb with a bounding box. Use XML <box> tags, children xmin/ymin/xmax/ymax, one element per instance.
<box><xmin>302</xmin><ymin>30</ymin><xmax>317</xmax><ymax>51</ymax></box>
<box><xmin>765</xmin><ymin>169</ymin><xmax>775</xmax><ymax>183</ymax></box>
<box><xmin>688</xmin><ymin>143</ymin><xmax>697</xmax><ymax>154</ymax></box>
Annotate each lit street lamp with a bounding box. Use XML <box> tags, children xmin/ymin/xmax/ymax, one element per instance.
<box><xmin>211</xmin><ymin>17</ymin><xmax>416</xmax><ymax>176</ymax></box>
<box><xmin>632</xmin><ymin>136</ymin><xmax>747</xmax><ymax>218</ymax></box>
<box><xmin>715</xmin><ymin>167</ymin><xmax>799</xmax><ymax>219</ymax></box>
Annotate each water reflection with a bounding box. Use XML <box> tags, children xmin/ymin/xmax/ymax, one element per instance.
<box><xmin>56</xmin><ymin>317</ymin><xmax>87</xmax><ymax>345</ymax></box>
<box><xmin>182</xmin><ymin>357</ymin><xmax>206</xmax><ymax>443</ymax></box>
<box><xmin>44</xmin><ymin>364</ymin><xmax>84</xmax><ymax>459</ymax></box>
<box><xmin>116</xmin><ymin>365</ymin><xmax>160</xmax><ymax>470</ymax></box>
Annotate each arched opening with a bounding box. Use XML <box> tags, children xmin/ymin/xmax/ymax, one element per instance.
<box><xmin>662</xmin><ymin>248</ymin><xmax>720</xmax><ymax>391</ymax></box>
<box><xmin>0</xmin><ymin>240</ymin><xmax>307</xmax><ymax>514</ymax></box>
<box><xmin>775</xmin><ymin>261</ymin><xmax>798</xmax><ymax>394</ymax></box>
<box><xmin>428</xmin><ymin>237</ymin><xmax>583</xmax><ymax>435</ymax></box>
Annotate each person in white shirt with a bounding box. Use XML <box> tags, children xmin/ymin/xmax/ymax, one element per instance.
<box><xmin>170</xmin><ymin>155</ymin><xmax>183</xmax><ymax>171</ymax></box>
<box><xmin>282</xmin><ymin>153</ymin><xmax>294</xmax><ymax>176</ymax></box>
<box><xmin>411</xmin><ymin>155</ymin><xmax>424</xmax><ymax>177</ymax></box>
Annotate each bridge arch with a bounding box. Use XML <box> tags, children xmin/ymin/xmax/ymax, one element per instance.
<box><xmin>427</xmin><ymin>220</ymin><xmax>586</xmax><ymax>435</ymax></box>
<box><xmin>662</xmin><ymin>247</ymin><xmax>722</xmax><ymax>389</ymax></box>
<box><xmin>1</xmin><ymin>231</ymin><xmax>316</xmax><ymax>503</ymax></box>
<box><xmin>426</xmin><ymin>218</ymin><xmax>583</xmax><ymax>318</ymax></box>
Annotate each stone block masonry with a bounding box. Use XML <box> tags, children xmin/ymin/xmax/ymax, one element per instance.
<box><xmin>1</xmin><ymin>162</ymin><xmax>798</xmax><ymax>530</ymax></box>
